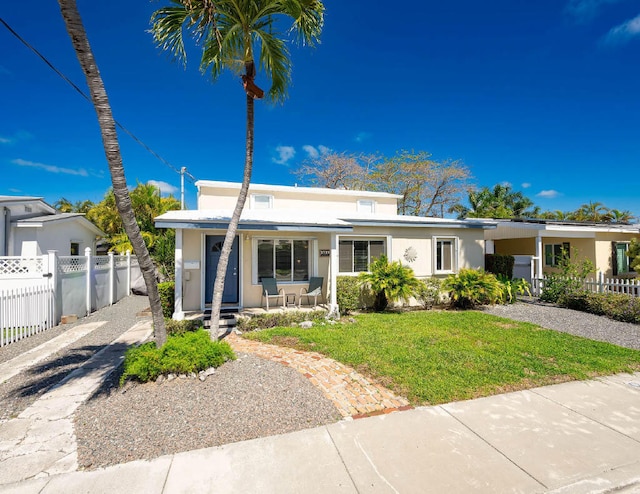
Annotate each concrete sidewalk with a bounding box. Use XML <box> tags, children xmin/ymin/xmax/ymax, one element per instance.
<box><xmin>2</xmin><ymin>372</ymin><xmax>640</xmax><ymax>494</ymax></box>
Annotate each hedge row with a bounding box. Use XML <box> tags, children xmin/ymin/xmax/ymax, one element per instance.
<box><xmin>563</xmin><ymin>292</ymin><xmax>640</xmax><ymax>325</ymax></box>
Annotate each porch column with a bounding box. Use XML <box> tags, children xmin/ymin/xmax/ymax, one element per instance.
<box><xmin>535</xmin><ymin>234</ymin><xmax>543</xmax><ymax>280</ymax></box>
<box><xmin>174</xmin><ymin>228</ymin><xmax>185</xmax><ymax>320</ymax></box>
<box><xmin>328</xmin><ymin>233</ymin><xmax>339</xmax><ymax>318</ymax></box>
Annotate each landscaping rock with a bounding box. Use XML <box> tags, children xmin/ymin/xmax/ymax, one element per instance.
<box><xmin>167</xmin><ymin>374</ymin><xmax>176</xmax><ymax>381</ymax></box>
<box><xmin>299</xmin><ymin>321</ymin><xmax>313</xmax><ymax>329</ymax></box>
<box><xmin>156</xmin><ymin>375</ymin><xmax>165</xmax><ymax>385</ymax></box>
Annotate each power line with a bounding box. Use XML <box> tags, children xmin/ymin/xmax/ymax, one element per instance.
<box><xmin>0</xmin><ymin>16</ymin><xmax>197</xmax><ymax>185</ymax></box>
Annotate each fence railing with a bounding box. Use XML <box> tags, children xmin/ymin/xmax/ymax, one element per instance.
<box><xmin>0</xmin><ymin>249</ymin><xmax>140</xmax><ymax>347</ymax></box>
<box><xmin>532</xmin><ymin>273</ymin><xmax>640</xmax><ymax>298</ymax></box>
<box><xmin>0</xmin><ymin>282</ymin><xmax>54</xmax><ymax>346</ymax></box>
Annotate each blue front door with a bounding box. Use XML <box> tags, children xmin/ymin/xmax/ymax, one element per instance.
<box><xmin>205</xmin><ymin>235</ymin><xmax>239</xmax><ymax>304</ymax></box>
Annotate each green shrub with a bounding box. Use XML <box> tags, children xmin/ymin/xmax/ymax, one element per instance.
<box><xmin>165</xmin><ymin>318</ymin><xmax>203</xmax><ymax>336</ymax></box>
<box><xmin>564</xmin><ymin>292</ymin><xmax>640</xmax><ymax>324</ymax></box>
<box><xmin>358</xmin><ymin>255</ymin><xmax>421</xmax><ymax>311</ymax></box>
<box><xmin>120</xmin><ymin>329</ymin><xmax>236</xmax><ymax>384</ymax></box>
<box><xmin>415</xmin><ymin>277</ymin><xmax>442</xmax><ymax>308</ymax></box>
<box><xmin>443</xmin><ymin>269</ymin><xmax>503</xmax><ymax>309</ymax></box>
<box><xmin>485</xmin><ymin>254</ymin><xmax>515</xmax><ymax>279</ymax></box>
<box><xmin>236</xmin><ymin>310</ymin><xmax>327</xmax><ymax>332</ymax></box>
<box><xmin>157</xmin><ymin>281</ymin><xmax>175</xmax><ymax>319</ymax></box>
<box><xmin>337</xmin><ymin>276</ymin><xmax>362</xmax><ymax>314</ymax></box>
<box><xmin>496</xmin><ymin>275</ymin><xmax>531</xmax><ymax>304</ymax></box>
<box><xmin>539</xmin><ymin>248</ymin><xmax>595</xmax><ymax>304</ymax></box>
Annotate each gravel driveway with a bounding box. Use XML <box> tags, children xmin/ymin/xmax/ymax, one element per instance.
<box><xmin>483</xmin><ymin>300</ymin><xmax>640</xmax><ymax>350</ymax></box>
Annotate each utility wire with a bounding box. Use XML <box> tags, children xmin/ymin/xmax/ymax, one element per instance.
<box><xmin>0</xmin><ymin>16</ymin><xmax>197</xmax><ymax>185</ymax></box>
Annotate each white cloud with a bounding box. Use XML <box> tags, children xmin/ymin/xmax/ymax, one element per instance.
<box><xmin>9</xmin><ymin>188</ymin><xmax>21</xmax><ymax>193</ymax></box>
<box><xmin>303</xmin><ymin>145</ymin><xmax>319</xmax><ymax>159</ymax></box>
<box><xmin>500</xmin><ymin>181</ymin><xmax>512</xmax><ymax>188</ymax></box>
<box><xmin>0</xmin><ymin>137</ymin><xmax>11</xmax><ymax>144</ymax></box>
<box><xmin>11</xmin><ymin>158</ymin><xmax>88</xmax><ymax>177</ymax></box>
<box><xmin>536</xmin><ymin>189</ymin><xmax>561</xmax><ymax>198</ymax></box>
<box><xmin>521</xmin><ymin>182</ymin><xmax>531</xmax><ymax>189</ymax></box>
<box><xmin>602</xmin><ymin>14</ymin><xmax>640</xmax><ymax>45</ymax></box>
<box><xmin>272</xmin><ymin>145</ymin><xmax>296</xmax><ymax>165</ymax></box>
<box><xmin>148</xmin><ymin>180</ymin><xmax>178</xmax><ymax>195</ymax></box>
<box><xmin>355</xmin><ymin>131</ymin><xmax>372</xmax><ymax>143</ymax></box>
<box><xmin>565</xmin><ymin>0</ymin><xmax>624</xmax><ymax>21</ymax></box>
<box><xmin>302</xmin><ymin>144</ymin><xmax>331</xmax><ymax>159</ymax></box>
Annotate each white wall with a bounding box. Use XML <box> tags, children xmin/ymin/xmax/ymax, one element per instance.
<box><xmin>12</xmin><ymin>220</ymin><xmax>97</xmax><ymax>256</ymax></box>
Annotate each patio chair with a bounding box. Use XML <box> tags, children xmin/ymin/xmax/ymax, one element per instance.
<box><xmin>261</xmin><ymin>277</ymin><xmax>285</xmax><ymax>310</ymax></box>
<box><xmin>299</xmin><ymin>277</ymin><xmax>326</xmax><ymax>308</ymax></box>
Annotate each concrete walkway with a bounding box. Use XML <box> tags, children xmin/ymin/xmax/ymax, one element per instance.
<box><xmin>0</xmin><ymin>320</ymin><xmax>152</xmax><ymax>487</ymax></box>
<box><xmin>1</xmin><ymin>371</ymin><xmax>640</xmax><ymax>493</ymax></box>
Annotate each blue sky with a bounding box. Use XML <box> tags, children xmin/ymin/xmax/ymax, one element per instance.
<box><xmin>1</xmin><ymin>0</ymin><xmax>639</xmax><ymax>218</ymax></box>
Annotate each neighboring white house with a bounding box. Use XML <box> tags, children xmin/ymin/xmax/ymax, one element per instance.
<box><xmin>0</xmin><ymin>195</ymin><xmax>103</xmax><ymax>257</ymax></box>
<box><xmin>155</xmin><ymin>180</ymin><xmax>497</xmax><ymax>318</ymax></box>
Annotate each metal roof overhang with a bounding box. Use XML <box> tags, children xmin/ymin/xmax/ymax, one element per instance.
<box><xmin>344</xmin><ymin>219</ymin><xmax>496</xmax><ymax>230</ymax></box>
<box><xmin>155</xmin><ymin>219</ymin><xmax>354</xmax><ymax>233</ymax></box>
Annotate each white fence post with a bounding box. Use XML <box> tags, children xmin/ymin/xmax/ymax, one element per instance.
<box><xmin>108</xmin><ymin>251</ymin><xmax>115</xmax><ymax>306</ymax></box>
<box><xmin>85</xmin><ymin>247</ymin><xmax>92</xmax><ymax>316</ymax></box>
<box><xmin>598</xmin><ymin>272</ymin><xmax>604</xmax><ymax>294</ymax></box>
<box><xmin>126</xmin><ymin>250</ymin><xmax>131</xmax><ymax>296</ymax></box>
<box><xmin>47</xmin><ymin>251</ymin><xmax>59</xmax><ymax>325</ymax></box>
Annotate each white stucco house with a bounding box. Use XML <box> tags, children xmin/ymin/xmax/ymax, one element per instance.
<box><xmin>0</xmin><ymin>196</ymin><xmax>103</xmax><ymax>257</ymax></box>
<box><xmin>155</xmin><ymin>181</ymin><xmax>497</xmax><ymax>318</ymax></box>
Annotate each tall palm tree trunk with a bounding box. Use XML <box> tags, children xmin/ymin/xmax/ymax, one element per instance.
<box><xmin>210</xmin><ymin>92</ymin><xmax>254</xmax><ymax>336</ymax></box>
<box><xmin>58</xmin><ymin>0</ymin><xmax>167</xmax><ymax>346</ymax></box>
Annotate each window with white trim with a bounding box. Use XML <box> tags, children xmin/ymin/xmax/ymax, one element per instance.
<box><xmin>251</xmin><ymin>194</ymin><xmax>273</xmax><ymax>209</ymax></box>
<box><xmin>613</xmin><ymin>242</ymin><xmax>633</xmax><ymax>275</ymax></box>
<box><xmin>357</xmin><ymin>199</ymin><xmax>375</xmax><ymax>213</ymax></box>
<box><xmin>434</xmin><ymin>237</ymin><xmax>458</xmax><ymax>273</ymax></box>
<box><xmin>256</xmin><ymin>239</ymin><xmax>309</xmax><ymax>282</ymax></box>
<box><xmin>339</xmin><ymin>239</ymin><xmax>385</xmax><ymax>273</ymax></box>
<box><xmin>544</xmin><ymin>242</ymin><xmax>569</xmax><ymax>267</ymax></box>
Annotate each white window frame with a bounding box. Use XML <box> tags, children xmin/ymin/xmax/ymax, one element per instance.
<box><xmin>250</xmin><ymin>194</ymin><xmax>274</xmax><ymax>210</ymax></box>
<box><xmin>614</xmin><ymin>242</ymin><xmax>632</xmax><ymax>274</ymax></box>
<box><xmin>544</xmin><ymin>242</ymin><xmax>569</xmax><ymax>268</ymax></box>
<box><xmin>70</xmin><ymin>240</ymin><xmax>81</xmax><ymax>256</ymax></box>
<box><xmin>357</xmin><ymin>199</ymin><xmax>376</xmax><ymax>213</ymax></box>
<box><xmin>252</xmin><ymin>237</ymin><xmax>317</xmax><ymax>284</ymax></box>
<box><xmin>433</xmin><ymin>236</ymin><xmax>458</xmax><ymax>274</ymax></box>
<box><xmin>338</xmin><ymin>235</ymin><xmax>389</xmax><ymax>275</ymax></box>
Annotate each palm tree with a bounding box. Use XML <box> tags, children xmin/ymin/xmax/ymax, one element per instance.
<box><xmin>57</xmin><ymin>0</ymin><xmax>167</xmax><ymax>345</ymax></box>
<box><xmin>54</xmin><ymin>197</ymin><xmax>73</xmax><ymax>213</ymax></box>
<box><xmin>604</xmin><ymin>209</ymin><xmax>635</xmax><ymax>224</ymax></box>
<box><xmin>151</xmin><ymin>0</ymin><xmax>324</xmax><ymax>334</ymax></box>
<box><xmin>573</xmin><ymin>201</ymin><xmax>609</xmax><ymax>222</ymax></box>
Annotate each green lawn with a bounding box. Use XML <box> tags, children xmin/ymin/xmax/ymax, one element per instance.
<box><xmin>244</xmin><ymin>311</ymin><xmax>640</xmax><ymax>405</ymax></box>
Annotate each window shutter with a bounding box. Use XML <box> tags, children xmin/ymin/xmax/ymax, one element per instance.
<box><xmin>612</xmin><ymin>242</ymin><xmax>618</xmax><ymax>276</ymax></box>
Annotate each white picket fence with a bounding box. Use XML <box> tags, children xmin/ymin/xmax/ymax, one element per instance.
<box><xmin>533</xmin><ymin>273</ymin><xmax>640</xmax><ymax>298</ymax></box>
<box><xmin>0</xmin><ymin>249</ymin><xmax>140</xmax><ymax>347</ymax></box>
<box><xmin>0</xmin><ymin>282</ymin><xmax>54</xmax><ymax>346</ymax></box>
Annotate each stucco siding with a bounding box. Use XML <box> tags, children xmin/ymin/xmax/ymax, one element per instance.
<box><xmin>182</xmin><ymin>229</ymin><xmax>203</xmax><ymax>311</ymax></box>
<box><xmin>595</xmin><ymin>232</ymin><xmax>639</xmax><ymax>278</ymax></box>
<box><xmin>494</xmin><ymin>238</ymin><xmax>535</xmax><ymax>256</ymax></box>
<box><xmin>197</xmin><ymin>185</ymin><xmax>398</xmax><ymax>215</ymax></box>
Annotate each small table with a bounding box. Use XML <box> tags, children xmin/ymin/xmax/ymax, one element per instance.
<box><xmin>285</xmin><ymin>293</ymin><xmax>296</xmax><ymax>308</ymax></box>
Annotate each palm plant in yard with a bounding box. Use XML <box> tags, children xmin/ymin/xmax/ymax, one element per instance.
<box><xmin>359</xmin><ymin>255</ymin><xmax>421</xmax><ymax>312</ymax></box>
<box><xmin>150</xmin><ymin>0</ymin><xmax>324</xmax><ymax>335</ymax></box>
<box><xmin>57</xmin><ymin>0</ymin><xmax>167</xmax><ymax>345</ymax></box>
